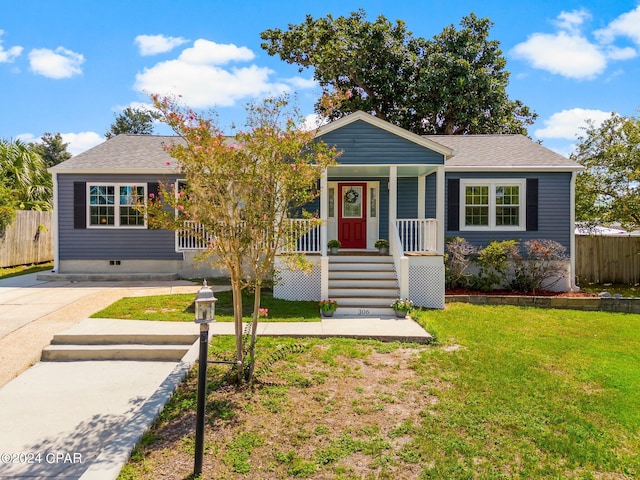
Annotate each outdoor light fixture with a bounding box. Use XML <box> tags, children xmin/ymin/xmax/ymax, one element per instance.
<box><xmin>193</xmin><ymin>280</ymin><xmax>217</xmax><ymax>477</ymax></box>
<box><xmin>195</xmin><ymin>279</ymin><xmax>217</xmax><ymax>323</ymax></box>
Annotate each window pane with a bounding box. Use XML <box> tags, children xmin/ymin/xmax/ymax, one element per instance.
<box><xmin>90</xmin><ymin>206</ymin><xmax>115</xmax><ymax>225</ymax></box>
<box><xmin>120</xmin><ymin>206</ymin><xmax>144</xmax><ymax>226</ymax></box>
<box><xmin>496</xmin><ymin>185</ymin><xmax>519</xmax><ymax>206</ymax></box>
<box><xmin>464</xmin><ymin>186</ymin><xmax>489</xmax><ymax>226</ymax></box>
<box><xmin>496</xmin><ymin>206</ymin><xmax>519</xmax><ymax>226</ymax></box>
<box><xmin>89</xmin><ymin>186</ymin><xmax>114</xmax><ymax>225</ymax></box>
<box><xmin>342</xmin><ymin>186</ymin><xmax>362</xmax><ymax>218</ymax></box>
<box><xmin>328</xmin><ymin>188</ymin><xmax>335</xmax><ymax>218</ymax></box>
<box><xmin>119</xmin><ymin>185</ymin><xmax>145</xmax><ymax>225</ymax></box>
<box><xmin>370</xmin><ymin>187</ymin><xmax>377</xmax><ymax>217</ymax></box>
<box><xmin>465</xmin><ymin>206</ymin><xmax>489</xmax><ymax>226</ymax></box>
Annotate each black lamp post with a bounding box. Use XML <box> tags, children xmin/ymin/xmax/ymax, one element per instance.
<box><xmin>193</xmin><ymin>280</ymin><xmax>217</xmax><ymax>478</ymax></box>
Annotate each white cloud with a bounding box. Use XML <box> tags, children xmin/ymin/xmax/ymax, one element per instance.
<box><xmin>285</xmin><ymin>76</ymin><xmax>318</xmax><ymax>90</ymax></box>
<box><xmin>534</xmin><ymin>108</ymin><xmax>612</xmax><ymax>140</ymax></box>
<box><xmin>595</xmin><ymin>6</ymin><xmax>640</xmax><ymax>45</ymax></box>
<box><xmin>512</xmin><ymin>31</ymin><xmax>606</xmax><ymax>79</ymax></box>
<box><xmin>60</xmin><ymin>132</ymin><xmax>104</xmax><ymax>155</ymax></box>
<box><xmin>512</xmin><ymin>7</ymin><xmax>640</xmax><ymax>80</ymax></box>
<box><xmin>301</xmin><ymin>113</ymin><xmax>328</xmax><ymax>132</ymax></box>
<box><xmin>28</xmin><ymin>47</ymin><xmax>84</xmax><ymax>79</ymax></box>
<box><xmin>134</xmin><ymin>39</ymin><xmax>312</xmax><ymax>109</ymax></box>
<box><xmin>178</xmin><ymin>39</ymin><xmax>254</xmax><ymax>65</ymax></box>
<box><xmin>0</xmin><ymin>30</ymin><xmax>22</xmax><ymax>63</ymax></box>
<box><xmin>134</xmin><ymin>34</ymin><xmax>188</xmax><ymax>56</ymax></box>
<box><xmin>553</xmin><ymin>9</ymin><xmax>591</xmax><ymax>34</ymax></box>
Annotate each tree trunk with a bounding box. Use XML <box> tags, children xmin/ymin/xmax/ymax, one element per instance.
<box><xmin>229</xmin><ymin>268</ymin><xmax>244</xmax><ymax>385</ymax></box>
<box><xmin>247</xmin><ymin>284</ymin><xmax>262</xmax><ymax>385</ymax></box>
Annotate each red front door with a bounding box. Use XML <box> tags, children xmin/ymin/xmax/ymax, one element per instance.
<box><xmin>338</xmin><ymin>183</ymin><xmax>367</xmax><ymax>248</ymax></box>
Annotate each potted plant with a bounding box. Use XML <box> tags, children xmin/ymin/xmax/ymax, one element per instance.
<box><xmin>319</xmin><ymin>299</ymin><xmax>338</xmax><ymax>317</ymax></box>
<box><xmin>374</xmin><ymin>239</ymin><xmax>389</xmax><ymax>255</ymax></box>
<box><xmin>390</xmin><ymin>298</ymin><xmax>413</xmax><ymax>318</ymax></box>
<box><xmin>327</xmin><ymin>239</ymin><xmax>341</xmax><ymax>254</ymax></box>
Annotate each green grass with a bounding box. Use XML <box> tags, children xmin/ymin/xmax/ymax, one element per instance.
<box><xmin>579</xmin><ymin>283</ymin><xmax>640</xmax><ymax>297</ymax></box>
<box><xmin>120</xmin><ymin>304</ymin><xmax>640</xmax><ymax>479</ymax></box>
<box><xmin>0</xmin><ymin>262</ymin><xmax>53</xmax><ymax>280</ymax></box>
<box><xmin>91</xmin><ymin>289</ymin><xmax>321</xmax><ymax>322</ymax></box>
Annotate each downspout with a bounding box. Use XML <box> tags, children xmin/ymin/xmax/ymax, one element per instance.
<box><xmin>570</xmin><ymin>171</ymin><xmax>579</xmax><ymax>291</ymax></box>
<box><xmin>51</xmin><ymin>171</ymin><xmax>59</xmax><ymax>273</ymax></box>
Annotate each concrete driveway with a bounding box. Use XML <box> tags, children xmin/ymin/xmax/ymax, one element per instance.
<box><xmin>0</xmin><ymin>273</ymin><xmax>200</xmax><ymax>387</ymax></box>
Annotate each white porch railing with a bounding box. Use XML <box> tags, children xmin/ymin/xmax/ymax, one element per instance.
<box><xmin>176</xmin><ymin>220</ymin><xmax>213</xmax><ymax>250</ymax></box>
<box><xmin>279</xmin><ymin>219</ymin><xmax>321</xmax><ymax>254</ymax></box>
<box><xmin>176</xmin><ymin>219</ymin><xmax>321</xmax><ymax>253</ymax></box>
<box><xmin>396</xmin><ymin>219</ymin><xmax>438</xmax><ymax>253</ymax></box>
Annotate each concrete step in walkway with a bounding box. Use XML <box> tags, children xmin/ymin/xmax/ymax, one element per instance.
<box><xmin>41</xmin><ymin>318</ymin><xmax>199</xmax><ymax>362</ymax></box>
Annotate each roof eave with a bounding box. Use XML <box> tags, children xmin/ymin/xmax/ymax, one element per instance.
<box><xmin>445</xmin><ymin>165</ymin><xmax>584</xmax><ymax>172</ymax></box>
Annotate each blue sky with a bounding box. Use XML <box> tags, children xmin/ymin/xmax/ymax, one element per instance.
<box><xmin>1</xmin><ymin>0</ymin><xmax>639</xmax><ymax>156</ymax></box>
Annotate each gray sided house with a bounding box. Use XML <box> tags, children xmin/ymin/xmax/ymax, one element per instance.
<box><xmin>50</xmin><ymin>111</ymin><xmax>582</xmax><ymax>314</ymax></box>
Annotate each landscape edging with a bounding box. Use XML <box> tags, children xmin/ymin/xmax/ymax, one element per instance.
<box><xmin>445</xmin><ymin>295</ymin><xmax>640</xmax><ymax>314</ymax></box>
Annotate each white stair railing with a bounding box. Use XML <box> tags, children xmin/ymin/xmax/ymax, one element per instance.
<box><xmin>389</xmin><ymin>220</ymin><xmax>409</xmax><ymax>300</ymax></box>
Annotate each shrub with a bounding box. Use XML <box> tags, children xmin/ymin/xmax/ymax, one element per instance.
<box><xmin>444</xmin><ymin>237</ymin><xmax>477</xmax><ymax>289</ymax></box>
<box><xmin>510</xmin><ymin>240</ymin><xmax>568</xmax><ymax>293</ymax></box>
<box><xmin>471</xmin><ymin>240</ymin><xmax>519</xmax><ymax>292</ymax></box>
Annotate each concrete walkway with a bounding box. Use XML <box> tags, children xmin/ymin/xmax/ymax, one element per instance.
<box><xmin>0</xmin><ymin>274</ymin><xmax>431</xmax><ymax>479</ymax></box>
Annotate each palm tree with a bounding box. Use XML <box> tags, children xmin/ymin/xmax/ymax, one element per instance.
<box><xmin>0</xmin><ymin>139</ymin><xmax>52</xmax><ymax>211</ymax></box>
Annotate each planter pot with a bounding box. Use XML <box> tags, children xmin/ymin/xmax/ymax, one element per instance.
<box><xmin>378</xmin><ymin>247</ymin><xmax>388</xmax><ymax>255</ymax></box>
<box><xmin>394</xmin><ymin>310</ymin><xmax>407</xmax><ymax>318</ymax></box>
<box><xmin>321</xmin><ymin>310</ymin><xmax>334</xmax><ymax>317</ymax></box>
<box><xmin>329</xmin><ymin>248</ymin><xmax>340</xmax><ymax>255</ymax></box>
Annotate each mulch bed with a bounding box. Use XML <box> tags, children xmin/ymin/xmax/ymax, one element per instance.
<box><xmin>446</xmin><ymin>288</ymin><xmax>599</xmax><ymax>298</ymax></box>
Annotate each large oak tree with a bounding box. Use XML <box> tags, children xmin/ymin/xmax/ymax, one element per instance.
<box><xmin>261</xmin><ymin>10</ymin><xmax>536</xmax><ymax>135</ymax></box>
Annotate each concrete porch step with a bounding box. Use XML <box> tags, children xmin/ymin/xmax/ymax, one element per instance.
<box><xmin>335</xmin><ymin>306</ymin><xmax>396</xmax><ymax>317</ymax></box>
<box><xmin>330</xmin><ymin>287</ymin><xmax>399</xmax><ymax>298</ymax></box>
<box><xmin>41</xmin><ymin>344</ymin><xmax>191</xmax><ymax>362</ymax></box>
<box><xmin>51</xmin><ymin>333</ymin><xmax>198</xmax><ymax>346</ymax></box>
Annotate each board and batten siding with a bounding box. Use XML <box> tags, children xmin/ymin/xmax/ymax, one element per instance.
<box><xmin>57</xmin><ymin>174</ymin><xmax>182</xmax><ymax>261</ymax></box>
<box><xmin>319</xmin><ymin>120</ymin><xmax>445</xmax><ymax>165</ymax></box>
<box><xmin>445</xmin><ymin>172</ymin><xmax>572</xmax><ymax>250</ymax></box>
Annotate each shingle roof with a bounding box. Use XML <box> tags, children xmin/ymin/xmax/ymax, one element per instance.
<box><xmin>425</xmin><ymin>134</ymin><xmax>581</xmax><ymax>170</ymax></box>
<box><xmin>51</xmin><ymin>130</ymin><xmax>581</xmax><ymax>174</ymax></box>
<box><xmin>50</xmin><ymin>134</ymin><xmax>184</xmax><ymax>173</ymax></box>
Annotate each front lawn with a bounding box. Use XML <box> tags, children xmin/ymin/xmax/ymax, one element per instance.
<box><xmin>91</xmin><ymin>289</ymin><xmax>321</xmax><ymax>322</ymax></box>
<box><xmin>118</xmin><ymin>303</ymin><xmax>640</xmax><ymax>479</ymax></box>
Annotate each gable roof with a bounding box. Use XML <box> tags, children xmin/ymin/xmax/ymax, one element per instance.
<box><xmin>317</xmin><ymin>111</ymin><xmax>455</xmax><ymax>158</ymax></box>
<box><xmin>426</xmin><ymin>134</ymin><xmax>582</xmax><ymax>171</ymax></box>
<box><xmin>50</xmin><ymin>134</ymin><xmax>183</xmax><ymax>174</ymax></box>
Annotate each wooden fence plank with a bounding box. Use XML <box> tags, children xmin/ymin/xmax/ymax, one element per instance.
<box><xmin>0</xmin><ymin>210</ymin><xmax>53</xmax><ymax>268</ymax></box>
<box><xmin>576</xmin><ymin>235</ymin><xmax>640</xmax><ymax>285</ymax></box>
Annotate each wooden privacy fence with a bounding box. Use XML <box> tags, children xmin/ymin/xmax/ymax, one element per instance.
<box><xmin>576</xmin><ymin>235</ymin><xmax>640</xmax><ymax>285</ymax></box>
<box><xmin>0</xmin><ymin>210</ymin><xmax>53</xmax><ymax>268</ymax></box>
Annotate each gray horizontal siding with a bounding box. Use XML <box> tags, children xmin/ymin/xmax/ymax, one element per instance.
<box><xmin>320</xmin><ymin>120</ymin><xmax>444</xmax><ymax>165</ymax></box>
<box><xmin>445</xmin><ymin>172</ymin><xmax>573</xmax><ymax>250</ymax></box>
<box><xmin>397</xmin><ymin>177</ymin><xmax>418</xmax><ymax>218</ymax></box>
<box><xmin>57</xmin><ymin>173</ymin><xmax>183</xmax><ymax>261</ymax></box>
<box><xmin>425</xmin><ymin>173</ymin><xmax>437</xmax><ymax>219</ymax></box>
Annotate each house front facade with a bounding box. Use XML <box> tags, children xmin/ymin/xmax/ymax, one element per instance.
<box><xmin>49</xmin><ymin>111</ymin><xmax>582</xmax><ymax>313</ymax></box>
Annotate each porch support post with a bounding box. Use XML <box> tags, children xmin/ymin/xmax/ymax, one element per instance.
<box><xmin>417</xmin><ymin>174</ymin><xmax>426</xmax><ymax>219</ymax></box>
<box><xmin>389</xmin><ymin>166</ymin><xmax>397</xmax><ymax>222</ymax></box>
<box><xmin>436</xmin><ymin>166</ymin><xmax>445</xmax><ymax>255</ymax></box>
<box><xmin>320</xmin><ymin>170</ymin><xmax>329</xmax><ymax>300</ymax></box>
<box><xmin>320</xmin><ymin>170</ymin><xmax>328</xmax><ymax>256</ymax></box>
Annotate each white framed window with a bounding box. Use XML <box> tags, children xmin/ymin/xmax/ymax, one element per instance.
<box><xmin>87</xmin><ymin>183</ymin><xmax>146</xmax><ymax>228</ymax></box>
<box><xmin>460</xmin><ymin>179</ymin><xmax>525</xmax><ymax>231</ymax></box>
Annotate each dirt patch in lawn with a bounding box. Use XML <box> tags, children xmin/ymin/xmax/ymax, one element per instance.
<box><xmin>122</xmin><ymin>342</ymin><xmax>436</xmax><ymax>479</ymax></box>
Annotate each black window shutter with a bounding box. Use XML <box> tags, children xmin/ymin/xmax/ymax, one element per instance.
<box><xmin>526</xmin><ymin>178</ymin><xmax>538</xmax><ymax>231</ymax></box>
<box><xmin>447</xmin><ymin>178</ymin><xmax>460</xmax><ymax>231</ymax></box>
<box><xmin>148</xmin><ymin>182</ymin><xmax>160</xmax><ymax>198</ymax></box>
<box><xmin>73</xmin><ymin>182</ymin><xmax>86</xmax><ymax>229</ymax></box>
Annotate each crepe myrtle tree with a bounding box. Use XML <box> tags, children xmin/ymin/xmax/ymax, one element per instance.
<box><xmin>146</xmin><ymin>94</ymin><xmax>339</xmax><ymax>383</ymax></box>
